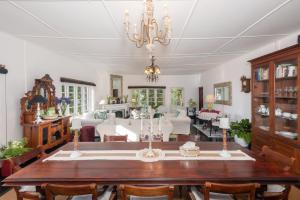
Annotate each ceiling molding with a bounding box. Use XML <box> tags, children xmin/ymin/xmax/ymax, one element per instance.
<box><xmin>101</xmin><ymin>0</ymin><xmax>122</xmax><ymax>37</ymax></box>
<box><xmin>7</xmin><ymin>0</ymin><xmax>63</xmax><ymax>36</ymax></box>
<box><xmin>213</xmin><ymin>0</ymin><xmax>293</xmax><ymax>53</ymax></box>
<box><xmin>172</xmin><ymin>0</ymin><xmax>198</xmax><ymax>53</ymax></box>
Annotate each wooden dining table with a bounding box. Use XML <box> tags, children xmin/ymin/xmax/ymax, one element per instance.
<box><xmin>3</xmin><ymin>142</ymin><xmax>300</xmax><ymax>186</ymax></box>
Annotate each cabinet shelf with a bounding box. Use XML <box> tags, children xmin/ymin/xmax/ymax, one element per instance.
<box><xmin>275</xmin><ymin>76</ymin><xmax>297</xmax><ymax>80</ymax></box>
<box><xmin>275</xmin><ymin>96</ymin><xmax>297</xmax><ymax>99</ymax></box>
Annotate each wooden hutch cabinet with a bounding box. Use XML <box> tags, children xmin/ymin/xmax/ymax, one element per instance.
<box><xmin>20</xmin><ymin>74</ymin><xmax>71</xmax><ymax>150</ymax></box>
<box><xmin>249</xmin><ymin>44</ymin><xmax>300</xmax><ymax>173</ymax></box>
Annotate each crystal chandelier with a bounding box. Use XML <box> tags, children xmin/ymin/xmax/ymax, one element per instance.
<box><xmin>145</xmin><ymin>56</ymin><xmax>160</xmax><ymax>82</ymax></box>
<box><xmin>124</xmin><ymin>0</ymin><xmax>172</xmax><ymax>54</ymax></box>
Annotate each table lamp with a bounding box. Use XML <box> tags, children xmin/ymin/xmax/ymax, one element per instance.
<box><xmin>70</xmin><ymin>118</ymin><xmax>82</xmax><ymax>158</ymax></box>
<box><xmin>219</xmin><ymin>117</ymin><xmax>231</xmax><ymax>158</ymax></box>
<box><xmin>99</xmin><ymin>99</ymin><xmax>106</xmax><ymax>110</ymax></box>
<box><xmin>30</xmin><ymin>95</ymin><xmax>47</xmax><ymax>124</ymax></box>
<box><xmin>205</xmin><ymin>94</ymin><xmax>215</xmax><ymax>110</ymax></box>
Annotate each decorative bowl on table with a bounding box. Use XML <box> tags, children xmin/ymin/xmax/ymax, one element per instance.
<box><xmin>179</xmin><ymin>142</ymin><xmax>200</xmax><ymax>157</ymax></box>
<box><xmin>42</xmin><ymin>114</ymin><xmax>59</xmax><ymax>120</ymax></box>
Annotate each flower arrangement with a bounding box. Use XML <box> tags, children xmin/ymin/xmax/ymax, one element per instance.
<box><xmin>0</xmin><ymin>138</ymin><xmax>31</xmax><ymax>159</ymax></box>
<box><xmin>56</xmin><ymin>97</ymin><xmax>71</xmax><ymax>116</ymax></box>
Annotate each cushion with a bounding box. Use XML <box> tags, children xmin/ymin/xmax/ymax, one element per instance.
<box><xmin>94</xmin><ymin>110</ymin><xmax>107</xmax><ymax>120</ymax></box>
<box><xmin>267</xmin><ymin>184</ymin><xmax>286</xmax><ymax>193</ymax></box>
<box><xmin>71</xmin><ymin>186</ymin><xmax>113</xmax><ymax>200</ymax></box>
<box><xmin>130</xmin><ymin>196</ymin><xmax>167</xmax><ymax>200</ymax></box>
<box><xmin>191</xmin><ymin>186</ymin><xmax>233</xmax><ymax>200</ymax></box>
<box><xmin>19</xmin><ymin>186</ymin><xmax>36</xmax><ymax>192</ymax></box>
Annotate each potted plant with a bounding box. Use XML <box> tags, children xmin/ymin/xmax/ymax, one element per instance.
<box><xmin>188</xmin><ymin>98</ymin><xmax>197</xmax><ymax>108</ymax></box>
<box><xmin>0</xmin><ymin>138</ymin><xmax>32</xmax><ymax>177</ymax></box>
<box><xmin>230</xmin><ymin>119</ymin><xmax>251</xmax><ymax>148</ymax></box>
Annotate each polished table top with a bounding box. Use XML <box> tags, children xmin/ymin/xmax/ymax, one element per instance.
<box><xmin>3</xmin><ymin>142</ymin><xmax>300</xmax><ymax>186</ymax></box>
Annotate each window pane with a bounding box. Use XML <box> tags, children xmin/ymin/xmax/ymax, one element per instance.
<box><xmin>77</xmin><ymin>87</ymin><xmax>82</xmax><ymax>115</ymax></box>
<box><xmin>69</xmin><ymin>86</ymin><xmax>75</xmax><ymax>114</ymax></box>
<box><xmin>61</xmin><ymin>85</ymin><xmax>65</xmax><ymax>97</ymax></box>
<box><xmin>84</xmin><ymin>87</ymin><xmax>88</xmax><ymax>112</ymax></box>
<box><xmin>171</xmin><ymin>88</ymin><xmax>183</xmax><ymax>106</ymax></box>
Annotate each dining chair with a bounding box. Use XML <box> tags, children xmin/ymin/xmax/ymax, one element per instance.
<box><xmin>42</xmin><ymin>183</ymin><xmax>116</xmax><ymax>200</ymax></box>
<box><xmin>6</xmin><ymin>146</ymin><xmax>46</xmax><ymax>200</ymax></box>
<box><xmin>119</xmin><ymin>185</ymin><xmax>174</xmax><ymax>200</ymax></box>
<box><xmin>104</xmin><ymin>135</ymin><xmax>128</xmax><ymax>142</ymax></box>
<box><xmin>188</xmin><ymin>182</ymin><xmax>260</xmax><ymax>200</ymax></box>
<box><xmin>257</xmin><ymin>145</ymin><xmax>296</xmax><ymax>200</ymax></box>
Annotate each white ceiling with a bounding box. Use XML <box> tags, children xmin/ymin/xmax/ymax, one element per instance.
<box><xmin>0</xmin><ymin>0</ymin><xmax>299</xmax><ymax>75</ymax></box>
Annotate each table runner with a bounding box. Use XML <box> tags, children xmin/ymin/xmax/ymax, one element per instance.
<box><xmin>43</xmin><ymin>150</ymin><xmax>255</xmax><ymax>162</ymax></box>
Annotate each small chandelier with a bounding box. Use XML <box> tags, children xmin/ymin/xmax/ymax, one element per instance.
<box><xmin>145</xmin><ymin>56</ymin><xmax>161</xmax><ymax>82</ymax></box>
<box><xmin>124</xmin><ymin>0</ymin><xmax>172</xmax><ymax>54</ymax></box>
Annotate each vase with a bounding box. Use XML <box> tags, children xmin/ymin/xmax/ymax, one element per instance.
<box><xmin>234</xmin><ymin>135</ymin><xmax>248</xmax><ymax>147</ymax></box>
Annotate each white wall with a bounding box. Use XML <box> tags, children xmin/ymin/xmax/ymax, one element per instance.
<box><xmin>200</xmin><ymin>31</ymin><xmax>300</xmax><ymax>121</ymax></box>
<box><xmin>122</xmin><ymin>74</ymin><xmax>201</xmax><ymax>110</ymax></box>
<box><xmin>0</xmin><ymin>31</ymin><xmax>107</xmax><ymax>146</ymax></box>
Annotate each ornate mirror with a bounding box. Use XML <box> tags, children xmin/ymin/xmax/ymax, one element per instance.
<box><xmin>214</xmin><ymin>82</ymin><xmax>232</xmax><ymax>105</ymax></box>
<box><xmin>110</xmin><ymin>75</ymin><xmax>123</xmax><ymax>98</ymax></box>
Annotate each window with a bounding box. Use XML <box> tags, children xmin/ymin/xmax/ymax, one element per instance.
<box><xmin>130</xmin><ymin>88</ymin><xmax>165</xmax><ymax>108</ymax></box>
<box><xmin>171</xmin><ymin>87</ymin><xmax>184</xmax><ymax>106</ymax></box>
<box><xmin>61</xmin><ymin>84</ymin><xmax>93</xmax><ymax>115</ymax></box>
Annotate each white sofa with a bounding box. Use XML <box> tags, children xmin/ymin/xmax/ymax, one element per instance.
<box><xmin>164</xmin><ymin>109</ymin><xmax>191</xmax><ymax>135</ymax></box>
<box><xmin>80</xmin><ymin>112</ymin><xmax>105</xmax><ymax>127</ymax></box>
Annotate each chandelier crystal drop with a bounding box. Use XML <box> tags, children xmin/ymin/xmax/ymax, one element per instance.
<box><xmin>124</xmin><ymin>0</ymin><xmax>172</xmax><ymax>54</ymax></box>
<box><xmin>145</xmin><ymin>56</ymin><xmax>161</xmax><ymax>82</ymax></box>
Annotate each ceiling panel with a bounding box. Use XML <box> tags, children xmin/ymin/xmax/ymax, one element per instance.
<box><xmin>183</xmin><ymin>0</ymin><xmax>286</xmax><ymax>38</ymax></box>
<box><xmin>0</xmin><ymin>2</ymin><xmax>59</xmax><ymax>36</ymax></box>
<box><xmin>220</xmin><ymin>35</ymin><xmax>284</xmax><ymax>53</ymax></box>
<box><xmin>104</xmin><ymin>0</ymin><xmax>195</xmax><ymax>38</ymax></box>
<box><xmin>244</xmin><ymin>0</ymin><xmax>300</xmax><ymax>36</ymax></box>
<box><xmin>21</xmin><ymin>36</ymin><xmax>81</xmax><ymax>53</ymax></box>
<box><xmin>17</xmin><ymin>1</ymin><xmax>119</xmax><ymax>38</ymax></box>
<box><xmin>175</xmin><ymin>38</ymin><xmax>230</xmax><ymax>54</ymax></box>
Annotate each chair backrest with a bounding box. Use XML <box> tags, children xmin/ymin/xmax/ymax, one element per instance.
<box><xmin>104</xmin><ymin>135</ymin><xmax>128</xmax><ymax>142</ymax></box>
<box><xmin>260</xmin><ymin>145</ymin><xmax>296</xmax><ymax>172</ymax></box>
<box><xmin>42</xmin><ymin>183</ymin><xmax>97</xmax><ymax>200</ymax></box>
<box><xmin>203</xmin><ymin>182</ymin><xmax>260</xmax><ymax>200</ymax></box>
<box><xmin>80</xmin><ymin>126</ymin><xmax>95</xmax><ymax>142</ymax></box>
<box><xmin>176</xmin><ymin>134</ymin><xmax>190</xmax><ymax>142</ymax></box>
<box><xmin>120</xmin><ymin>185</ymin><xmax>174</xmax><ymax>200</ymax></box>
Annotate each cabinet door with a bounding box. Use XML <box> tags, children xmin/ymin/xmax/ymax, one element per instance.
<box><xmin>252</xmin><ymin>63</ymin><xmax>271</xmax><ymax>132</ymax></box>
<box><xmin>274</xmin><ymin>57</ymin><xmax>298</xmax><ymax>141</ymax></box>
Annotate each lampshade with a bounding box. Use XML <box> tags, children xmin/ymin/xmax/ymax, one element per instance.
<box><xmin>30</xmin><ymin>95</ymin><xmax>48</xmax><ymax>104</ymax></box>
<box><xmin>0</xmin><ymin>65</ymin><xmax>8</xmax><ymax>74</ymax></box>
<box><xmin>219</xmin><ymin>117</ymin><xmax>230</xmax><ymax>129</ymax></box>
<box><xmin>205</xmin><ymin>95</ymin><xmax>215</xmax><ymax>103</ymax></box>
<box><xmin>71</xmin><ymin>118</ymin><xmax>82</xmax><ymax>130</ymax></box>
<box><xmin>99</xmin><ymin>99</ymin><xmax>106</xmax><ymax>105</ymax></box>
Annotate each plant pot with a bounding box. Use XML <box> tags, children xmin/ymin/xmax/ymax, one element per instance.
<box><xmin>0</xmin><ymin>149</ymin><xmax>36</xmax><ymax>177</ymax></box>
<box><xmin>234</xmin><ymin>135</ymin><xmax>248</xmax><ymax>148</ymax></box>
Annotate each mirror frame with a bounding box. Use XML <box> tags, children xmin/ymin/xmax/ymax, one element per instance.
<box><xmin>110</xmin><ymin>74</ymin><xmax>123</xmax><ymax>98</ymax></box>
<box><xmin>214</xmin><ymin>81</ymin><xmax>232</xmax><ymax>106</ymax></box>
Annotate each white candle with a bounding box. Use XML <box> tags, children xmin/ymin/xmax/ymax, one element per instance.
<box><xmin>158</xmin><ymin>116</ymin><xmax>162</xmax><ymax>132</ymax></box>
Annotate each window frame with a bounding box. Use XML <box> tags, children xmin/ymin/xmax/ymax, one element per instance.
<box><xmin>61</xmin><ymin>83</ymin><xmax>92</xmax><ymax>116</ymax></box>
<box><xmin>170</xmin><ymin>87</ymin><xmax>184</xmax><ymax>107</ymax></box>
<box><xmin>130</xmin><ymin>88</ymin><xmax>165</xmax><ymax>108</ymax></box>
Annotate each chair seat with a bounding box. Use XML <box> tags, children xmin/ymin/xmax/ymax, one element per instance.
<box><xmin>191</xmin><ymin>186</ymin><xmax>233</xmax><ymax>200</ymax></box>
<box><xmin>266</xmin><ymin>184</ymin><xmax>285</xmax><ymax>193</ymax></box>
<box><xmin>130</xmin><ymin>196</ymin><xmax>167</xmax><ymax>200</ymax></box>
<box><xmin>71</xmin><ymin>186</ymin><xmax>113</xmax><ymax>200</ymax></box>
<box><xmin>19</xmin><ymin>186</ymin><xmax>36</xmax><ymax>192</ymax></box>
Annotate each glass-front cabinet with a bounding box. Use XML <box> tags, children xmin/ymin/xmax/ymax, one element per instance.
<box><xmin>274</xmin><ymin>58</ymin><xmax>298</xmax><ymax>140</ymax></box>
<box><xmin>253</xmin><ymin>64</ymin><xmax>270</xmax><ymax>132</ymax></box>
<box><xmin>250</xmin><ymin>45</ymin><xmax>300</xmax><ymax>156</ymax></box>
